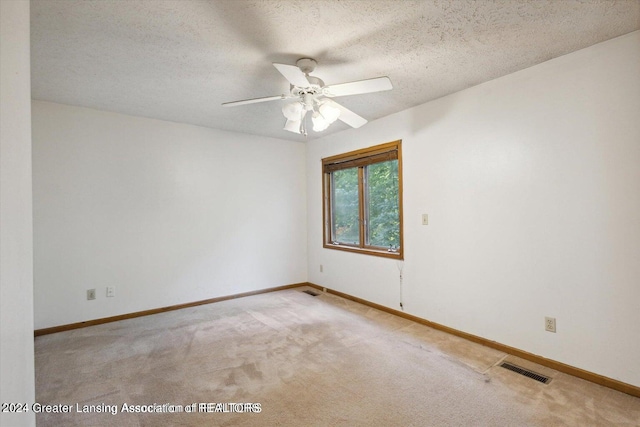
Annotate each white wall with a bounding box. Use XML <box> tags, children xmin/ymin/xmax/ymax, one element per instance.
<box><xmin>0</xmin><ymin>1</ymin><xmax>36</xmax><ymax>425</ymax></box>
<box><xmin>307</xmin><ymin>31</ymin><xmax>640</xmax><ymax>387</ymax></box>
<box><xmin>32</xmin><ymin>102</ymin><xmax>307</xmax><ymax>329</ymax></box>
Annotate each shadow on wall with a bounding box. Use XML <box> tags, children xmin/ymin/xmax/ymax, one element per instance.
<box><xmin>409</xmin><ymin>93</ymin><xmax>456</xmax><ymax>135</ymax></box>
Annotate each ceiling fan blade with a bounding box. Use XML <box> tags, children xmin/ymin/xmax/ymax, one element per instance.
<box><xmin>323</xmin><ymin>76</ymin><xmax>393</xmax><ymax>97</ymax></box>
<box><xmin>273</xmin><ymin>63</ymin><xmax>310</xmax><ymax>87</ymax></box>
<box><xmin>330</xmin><ymin>100</ymin><xmax>368</xmax><ymax>128</ymax></box>
<box><xmin>222</xmin><ymin>94</ymin><xmax>290</xmax><ymax>107</ymax></box>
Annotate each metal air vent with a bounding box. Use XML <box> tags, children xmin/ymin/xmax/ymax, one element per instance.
<box><xmin>500</xmin><ymin>362</ymin><xmax>551</xmax><ymax>384</ymax></box>
<box><xmin>302</xmin><ymin>290</ymin><xmax>320</xmax><ymax>296</ymax></box>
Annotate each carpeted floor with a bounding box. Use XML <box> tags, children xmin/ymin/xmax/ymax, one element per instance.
<box><xmin>35</xmin><ymin>287</ymin><xmax>640</xmax><ymax>426</ymax></box>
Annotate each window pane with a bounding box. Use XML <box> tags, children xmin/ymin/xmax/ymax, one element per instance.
<box><xmin>366</xmin><ymin>160</ymin><xmax>399</xmax><ymax>248</ymax></box>
<box><xmin>322</xmin><ymin>140</ymin><xmax>403</xmax><ymax>259</ymax></box>
<box><xmin>332</xmin><ymin>167</ymin><xmax>360</xmax><ymax>244</ymax></box>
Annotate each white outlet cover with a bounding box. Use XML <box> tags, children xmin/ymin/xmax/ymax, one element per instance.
<box><xmin>422</xmin><ymin>214</ymin><xmax>429</xmax><ymax>225</ymax></box>
<box><xmin>545</xmin><ymin>317</ymin><xmax>556</xmax><ymax>333</ymax></box>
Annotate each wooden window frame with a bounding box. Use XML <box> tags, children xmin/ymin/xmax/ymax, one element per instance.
<box><xmin>322</xmin><ymin>140</ymin><xmax>403</xmax><ymax>260</ymax></box>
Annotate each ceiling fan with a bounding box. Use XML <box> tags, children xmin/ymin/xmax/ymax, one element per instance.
<box><xmin>222</xmin><ymin>58</ymin><xmax>393</xmax><ymax>136</ymax></box>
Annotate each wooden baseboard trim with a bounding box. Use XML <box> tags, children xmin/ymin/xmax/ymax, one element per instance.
<box><xmin>34</xmin><ymin>281</ymin><xmax>639</xmax><ymax>398</ymax></box>
<box><xmin>33</xmin><ymin>283</ymin><xmax>306</xmax><ymax>337</ymax></box>
<box><xmin>306</xmin><ymin>283</ymin><xmax>640</xmax><ymax>398</ymax></box>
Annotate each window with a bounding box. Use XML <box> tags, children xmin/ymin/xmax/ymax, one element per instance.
<box><xmin>322</xmin><ymin>140</ymin><xmax>403</xmax><ymax>259</ymax></box>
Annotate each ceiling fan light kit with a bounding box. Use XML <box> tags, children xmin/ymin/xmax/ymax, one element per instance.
<box><xmin>319</xmin><ymin>101</ymin><xmax>341</xmax><ymax>123</ymax></box>
<box><xmin>222</xmin><ymin>57</ymin><xmax>393</xmax><ymax>136</ymax></box>
<box><xmin>312</xmin><ymin>111</ymin><xmax>330</xmax><ymax>132</ymax></box>
<box><xmin>282</xmin><ymin>102</ymin><xmax>303</xmax><ymax>120</ymax></box>
<box><xmin>283</xmin><ymin>118</ymin><xmax>303</xmax><ymax>134</ymax></box>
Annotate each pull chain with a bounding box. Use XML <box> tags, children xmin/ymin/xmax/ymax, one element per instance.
<box><xmin>396</xmin><ymin>260</ymin><xmax>404</xmax><ymax>310</ymax></box>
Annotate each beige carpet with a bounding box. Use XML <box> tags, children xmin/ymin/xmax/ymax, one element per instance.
<box><xmin>35</xmin><ymin>288</ymin><xmax>640</xmax><ymax>426</ymax></box>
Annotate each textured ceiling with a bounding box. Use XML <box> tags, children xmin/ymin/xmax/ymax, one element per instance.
<box><xmin>31</xmin><ymin>0</ymin><xmax>640</xmax><ymax>142</ymax></box>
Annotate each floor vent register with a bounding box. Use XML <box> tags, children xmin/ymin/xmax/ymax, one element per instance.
<box><xmin>500</xmin><ymin>362</ymin><xmax>551</xmax><ymax>384</ymax></box>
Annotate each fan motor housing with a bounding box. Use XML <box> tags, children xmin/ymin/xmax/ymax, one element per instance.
<box><xmin>290</xmin><ymin>76</ymin><xmax>324</xmax><ymax>96</ymax></box>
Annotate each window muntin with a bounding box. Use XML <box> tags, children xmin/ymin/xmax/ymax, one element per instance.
<box><xmin>323</xmin><ymin>141</ymin><xmax>403</xmax><ymax>259</ymax></box>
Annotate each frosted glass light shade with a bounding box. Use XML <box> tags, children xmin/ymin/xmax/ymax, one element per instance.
<box><xmin>319</xmin><ymin>101</ymin><xmax>340</xmax><ymax>123</ymax></box>
<box><xmin>312</xmin><ymin>111</ymin><xmax>329</xmax><ymax>132</ymax></box>
<box><xmin>284</xmin><ymin>119</ymin><xmax>301</xmax><ymax>133</ymax></box>
<box><xmin>282</xmin><ymin>102</ymin><xmax>303</xmax><ymax>120</ymax></box>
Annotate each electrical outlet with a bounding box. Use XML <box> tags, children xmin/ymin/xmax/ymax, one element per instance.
<box><xmin>87</xmin><ymin>289</ymin><xmax>96</xmax><ymax>300</ymax></box>
<box><xmin>106</xmin><ymin>286</ymin><xmax>115</xmax><ymax>297</ymax></box>
<box><xmin>545</xmin><ymin>317</ymin><xmax>556</xmax><ymax>333</ymax></box>
<box><xmin>422</xmin><ymin>214</ymin><xmax>429</xmax><ymax>225</ymax></box>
